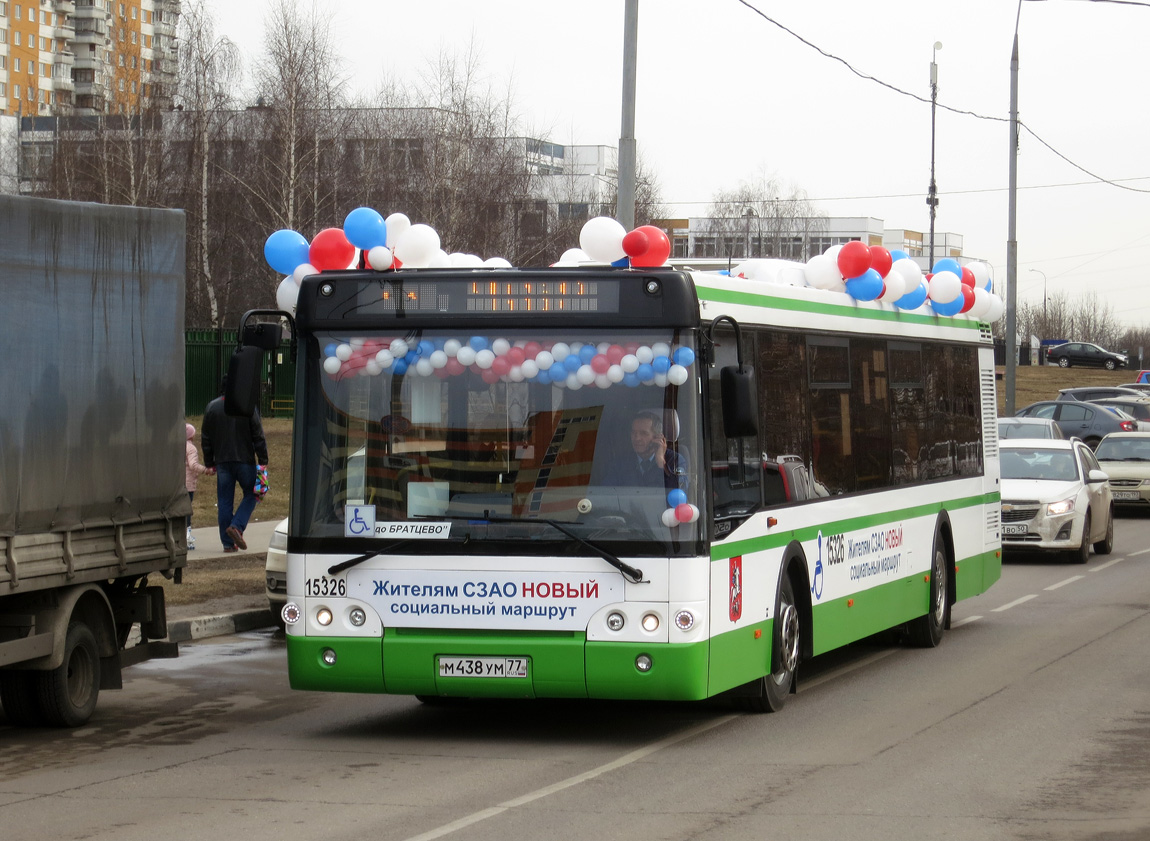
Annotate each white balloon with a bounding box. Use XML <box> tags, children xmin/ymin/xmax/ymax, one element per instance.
<box><xmin>607</xmin><ymin>364</ymin><xmax>625</xmax><ymax>383</ymax></box>
<box><xmin>551</xmin><ymin>342</ymin><xmax>570</xmax><ymax>362</ymax></box>
<box><xmin>565</xmin><ymin>373</ymin><xmax>583</xmax><ymax>390</ymax></box>
<box><xmin>427</xmin><ymin>249</ymin><xmax>452</xmax><ymax>268</ymax></box>
<box><xmin>968</xmin><ymin>261</ymin><xmax>991</xmax><ymax>288</ymax></box>
<box><xmin>349</xmin><ymin>337</ymin><xmax>365</xmax><ymax>348</ymax></box>
<box><xmin>413</xmin><ymin>359</ymin><xmax>432</xmax><ymax>376</ymax></box>
<box><xmin>484</xmin><ymin>257</ymin><xmax>513</xmax><ymax>268</ymax></box>
<box><xmin>558</xmin><ymin>248</ymin><xmax>590</xmax><ymax>265</ymax></box>
<box><xmin>824</xmin><ymin>244</ymin><xmax>843</xmax><ymax>264</ymax></box>
<box><xmin>443</xmin><ymin>339</ymin><xmax>461</xmax><ymax>356</ymax></box>
<box><xmin>322</xmin><ymin>356</ymin><xmax>342</xmax><ymax>375</ymax></box>
<box><xmin>509</xmin><ymin>367</ymin><xmax>525</xmax><ymax>382</ymax></box>
<box><xmin>878</xmin><ymin>270</ymin><xmax>906</xmax><ymax>302</ymax></box>
<box><xmin>394</xmin><ymin>224</ymin><xmax>440</xmax><ymax>267</ymax></box>
<box><xmin>429</xmin><ymin>350</ymin><xmax>448</xmax><ymax>369</ymax></box>
<box><xmin>366</xmin><ymin>246</ymin><xmax>392</xmax><ymax>271</ymax></box>
<box><xmin>621</xmin><ymin>354</ymin><xmax>640</xmax><ymax>373</ymax></box>
<box><xmin>891</xmin><ymin>257</ymin><xmax>923</xmax><ymax>290</ymax></box>
<box><xmin>452</xmin><ymin>253</ymin><xmax>484</xmax><ymax>267</ymax></box>
<box><xmin>456</xmin><ymin>346</ymin><xmax>477</xmax><ymax>367</ymax></box>
<box><xmin>576</xmin><ymin>364</ymin><xmax>596</xmax><ymax>385</ymax></box>
<box><xmin>520</xmin><ymin>359</ymin><xmax>539</xmax><ymax>378</ymax></box>
<box><xmin>968</xmin><ymin>287</ymin><xmax>991</xmax><ymax>319</ymax></box>
<box><xmin>389</xmin><ymin>338</ymin><xmax>408</xmax><ymax>357</ymax></box>
<box><xmin>375</xmin><ymin>349</ymin><xmax>394</xmax><ymax>368</ymax></box>
<box><xmin>777</xmin><ymin>266</ymin><xmax>808</xmax><ymax>286</ymax></box>
<box><xmin>276</xmin><ymin>276</ymin><xmax>299</xmax><ymax>312</ymax></box>
<box><xmin>385</xmin><ymin>213</ymin><xmax>410</xmax><ymax>248</ymax></box>
<box><xmin>335</xmin><ymin>343</ymin><xmax>352</xmax><ymax>361</ymax></box>
<box><xmin>668</xmin><ymin>364</ymin><xmax>689</xmax><ymax>385</ymax></box>
<box><xmin>579</xmin><ymin>216</ymin><xmax>627</xmax><ymax>263</ymax></box>
<box><xmin>984</xmin><ymin>293</ymin><xmax>1006</xmax><ymax>322</ymax></box>
<box><xmin>595</xmin><ymin>374</ymin><xmax>611</xmax><ymax>389</ymax></box>
<box><xmin>365</xmin><ymin>359</ymin><xmax>382</xmax><ymax>376</ymax></box>
<box><xmin>661</xmin><ymin>508</ymin><xmax>680</xmax><ymax>528</ymax></box>
<box><xmin>636</xmin><ymin>345</ymin><xmax>654</xmax><ymax>364</ymax></box>
<box><xmin>492</xmin><ymin>338</ymin><xmax>511</xmax><ymax>356</ymax></box>
<box><xmin>475</xmin><ymin>349</ymin><xmax>495</xmax><ymax>369</ymax></box>
<box><xmin>928</xmin><ymin>270</ymin><xmax>962</xmax><ymax>304</ymax></box>
<box><xmin>686</xmin><ymin>504</ymin><xmax>700</xmax><ymax>523</ymax></box>
<box><xmin>651</xmin><ymin>342</ymin><xmax>671</xmax><ymax>359</ymax></box>
<box><xmin>292</xmin><ymin>263</ymin><xmax>317</xmax><ymax>284</ymax></box>
<box><xmin>535</xmin><ymin>350</ymin><xmax>554</xmax><ymax>370</ymax></box>
<box><xmin>805</xmin><ymin>254</ymin><xmax>841</xmax><ymax>290</ymax></box>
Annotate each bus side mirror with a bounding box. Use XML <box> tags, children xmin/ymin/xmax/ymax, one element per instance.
<box><xmin>721</xmin><ymin>365</ymin><xmax>758</xmax><ymax>438</ymax></box>
<box><xmin>224</xmin><ymin>345</ymin><xmax>263</xmax><ymax>417</ymax></box>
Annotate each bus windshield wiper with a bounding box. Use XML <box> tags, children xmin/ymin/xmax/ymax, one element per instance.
<box><xmin>327</xmin><ymin>540</ymin><xmax>410</xmax><ymax>575</ymax></box>
<box><xmin>415</xmin><ymin>513</ymin><xmax>644</xmax><ymax>583</ymax></box>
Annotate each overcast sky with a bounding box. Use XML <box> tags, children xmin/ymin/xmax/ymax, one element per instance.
<box><xmin>203</xmin><ymin>0</ymin><xmax>1150</xmax><ymax>328</ymax></box>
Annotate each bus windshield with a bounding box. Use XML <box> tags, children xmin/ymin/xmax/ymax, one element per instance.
<box><xmin>295</xmin><ymin>328</ymin><xmax>705</xmax><ymax>555</ymax></box>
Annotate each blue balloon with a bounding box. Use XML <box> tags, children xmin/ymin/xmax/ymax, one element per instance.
<box><xmin>611</xmin><ymin>257</ymin><xmax>630</xmax><ymax>268</ymax></box>
<box><xmin>324</xmin><ymin>343</ymin><xmax>339</xmax><ymax>358</ymax></box>
<box><xmin>564</xmin><ymin>355</ymin><xmax>581</xmax><ymax>372</ymax></box>
<box><xmin>343</xmin><ymin>207</ymin><xmax>387</xmax><ymax>250</ymax></box>
<box><xmin>895</xmin><ymin>281</ymin><xmax>929</xmax><ymax>310</ymax></box>
<box><xmin>417</xmin><ymin>340</ymin><xmax>435</xmax><ymax>357</ymax></box>
<box><xmin>404</xmin><ymin>350</ymin><xmax>419</xmax><ymax>365</ymax></box>
<box><xmin>889</xmin><ymin>249</ymin><xmax>909</xmax><ymax>263</ymax></box>
<box><xmin>637</xmin><ymin>362</ymin><xmax>655</xmax><ymax>381</ymax></box>
<box><xmin>653</xmin><ymin>355</ymin><xmax>671</xmax><ymax>374</ymax></box>
<box><xmin>469</xmin><ymin>336</ymin><xmax>489</xmax><ymax>351</ymax></box>
<box><xmin>264</xmin><ymin>229</ymin><xmax>309</xmax><ymax>276</ymax></box>
<box><xmin>392</xmin><ymin>359</ymin><xmax>408</xmax><ymax>376</ymax></box>
<box><xmin>673</xmin><ymin>347</ymin><xmax>696</xmax><ymax>367</ymax></box>
<box><xmin>932</xmin><ymin>257</ymin><xmax>962</xmax><ymax>277</ymax></box>
<box><xmin>845</xmin><ymin>268</ymin><xmax>884</xmax><ymax>302</ymax></box>
<box><xmin>551</xmin><ymin>365</ymin><xmax>570</xmax><ymax>383</ymax></box>
<box><xmin>930</xmin><ymin>296</ymin><xmax>965</xmax><ymax>316</ymax></box>
<box><xmin>667</xmin><ymin>488</ymin><xmax>688</xmax><ymax>507</ymax></box>
<box><xmin>579</xmin><ymin>345</ymin><xmax>596</xmax><ymax>364</ymax></box>
<box><xmin>623</xmin><ymin>372</ymin><xmax>641</xmax><ymax>387</ymax></box>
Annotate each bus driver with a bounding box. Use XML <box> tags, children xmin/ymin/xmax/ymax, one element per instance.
<box><xmin>603</xmin><ymin>410</ymin><xmax>688</xmax><ymax>492</ymax></box>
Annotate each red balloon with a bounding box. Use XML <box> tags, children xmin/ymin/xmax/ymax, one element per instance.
<box><xmin>491</xmin><ymin>356</ymin><xmax>511</xmax><ymax>376</ymax></box>
<box><xmin>960</xmin><ymin>266</ymin><xmax>976</xmax><ymax>288</ymax></box>
<box><xmin>309</xmin><ymin>228</ymin><xmax>355</xmax><ymax>271</ymax></box>
<box><xmin>674</xmin><ymin>503</ymin><xmax>694</xmax><ymax>523</ymax></box>
<box><xmin>621</xmin><ymin>229</ymin><xmax>650</xmax><ymax>259</ymax></box>
<box><xmin>959</xmin><ymin>286</ymin><xmax>976</xmax><ymax>313</ymax></box>
<box><xmin>590</xmin><ymin>353</ymin><xmax>611</xmax><ymax>374</ymax></box>
<box><xmin>507</xmin><ymin>347</ymin><xmax>526</xmax><ymax>366</ymax></box>
<box><xmin>868</xmin><ymin>246</ymin><xmax>893</xmax><ymax>279</ymax></box>
<box><xmin>629</xmin><ymin>225</ymin><xmax>671</xmax><ymax>267</ymax></box>
<box><xmin>837</xmin><ymin>240</ymin><xmax>871</xmax><ymax>279</ymax></box>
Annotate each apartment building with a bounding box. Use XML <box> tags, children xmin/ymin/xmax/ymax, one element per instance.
<box><xmin>0</xmin><ymin>0</ymin><xmax>178</xmax><ymax>117</ymax></box>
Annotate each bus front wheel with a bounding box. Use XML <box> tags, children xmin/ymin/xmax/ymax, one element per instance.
<box><xmin>741</xmin><ymin>572</ymin><xmax>799</xmax><ymax>713</ymax></box>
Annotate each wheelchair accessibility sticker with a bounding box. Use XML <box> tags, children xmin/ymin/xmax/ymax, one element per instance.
<box><xmin>345</xmin><ymin>506</ymin><xmax>453</xmax><ymax>539</ymax></box>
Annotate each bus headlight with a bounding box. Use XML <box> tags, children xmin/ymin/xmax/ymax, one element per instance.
<box><xmin>674</xmin><ymin>610</ymin><xmax>695</xmax><ymax>631</ymax></box>
<box><xmin>316</xmin><ymin>607</ymin><xmax>333</xmax><ymax>626</ymax></box>
<box><xmin>349</xmin><ymin>607</ymin><xmax>367</xmax><ymax>627</ymax></box>
<box><xmin>641</xmin><ymin>613</ymin><xmax>660</xmax><ymax>632</ymax></box>
<box><xmin>606</xmin><ymin>612</ymin><xmax>625</xmax><ymax>631</ymax></box>
<box><xmin>636</xmin><ymin>654</ymin><xmax>653</xmax><ymax>672</ymax></box>
<box><xmin>282</xmin><ymin>602</ymin><xmax>301</xmax><ymax>625</ymax></box>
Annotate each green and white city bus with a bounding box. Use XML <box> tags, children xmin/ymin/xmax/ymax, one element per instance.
<box><xmin>237</xmin><ymin>261</ymin><xmax>1001</xmax><ymax>711</ymax></box>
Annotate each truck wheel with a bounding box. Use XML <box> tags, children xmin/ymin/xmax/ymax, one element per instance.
<box><xmin>1</xmin><ymin>671</ymin><xmax>43</xmax><ymax>727</ymax></box>
<box><xmin>37</xmin><ymin>621</ymin><xmax>101</xmax><ymax>727</ymax></box>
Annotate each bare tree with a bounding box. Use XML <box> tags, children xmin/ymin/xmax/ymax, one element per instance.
<box><xmin>706</xmin><ymin>172</ymin><xmax>825</xmax><ymax>260</ymax></box>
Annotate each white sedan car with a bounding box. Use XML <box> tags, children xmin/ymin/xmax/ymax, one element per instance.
<box><xmin>265</xmin><ymin>517</ymin><xmax>289</xmax><ymax>617</ymax></box>
<box><xmin>999</xmin><ymin>439</ymin><xmax>1114</xmax><ymax>563</ymax></box>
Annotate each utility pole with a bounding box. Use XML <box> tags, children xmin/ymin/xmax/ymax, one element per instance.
<box><xmin>618</xmin><ymin>0</ymin><xmax>638</xmax><ymax>230</ymax></box>
<box><xmin>928</xmin><ymin>42</ymin><xmax>942</xmax><ymax>269</ymax></box>
<box><xmin>1005</xmin><ymin>30</ymin><xmax>1020</xmax><ymax>414</ymax></box>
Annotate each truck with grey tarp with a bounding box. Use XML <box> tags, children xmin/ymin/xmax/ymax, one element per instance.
<box><xmin>0</xmin><ymin>195</ymin><xmax>189</xmax><ymax>727</ymax></box>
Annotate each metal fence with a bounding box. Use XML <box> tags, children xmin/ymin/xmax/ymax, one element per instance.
<box><xmin>185</xmin><ymin>329</ymin><xmax>295</xmax><ymax>418</ymax></box>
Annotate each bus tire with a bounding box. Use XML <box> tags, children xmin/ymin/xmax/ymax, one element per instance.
<box><xmin>1</xmin><ymin>671</ymin><xmax>43</xmax><ymax>727</ymax></box>
<box><xmin>37</xmin><ymin>621</ymin><xmax>101</xmax><ymax>728</ymax></box>
<box><xmin>907</xmin><ymin>531</ymin><xmax>948</xmax><ymax>648</ymax></box>
<box><xmin>741</xmin><ymin>571</ymin><xmax>800</xmax><ymax>713</ymax></box>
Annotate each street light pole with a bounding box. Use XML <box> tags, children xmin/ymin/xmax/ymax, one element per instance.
<box><xmin>1030</xmin><ymin>268</ymin><xmax>1047</xmax><ymax>330</ymax></box>
<box><xmin>618</xmin><ymin>0</ymin><xmax>638</xmax><ymax>230</ymax></box>
<box><xmin>1005</xmin><ymin>28</ymin><xmax>1020</xmax><ymax>414</ymax></box>
<box><xmin>928</xmin><ymin>41</ymin><xmax>942</xmax><ymax>269</ymax></box>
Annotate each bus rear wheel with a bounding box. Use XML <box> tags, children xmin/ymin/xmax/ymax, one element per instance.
<box><xmin>741</xmin><ymin>573</ymin><xmax>799</xmax><ymax>713</ymax></box>
<box><xmin>907</xmin><ymin>535</ymin><xmax>948</xmax><ymax>648</ymax></box>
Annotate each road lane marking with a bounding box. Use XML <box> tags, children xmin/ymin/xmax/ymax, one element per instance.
<box><xmin>992</xmin><ymin>594</ymin><xmax>1038</xmax><ymax>612</ymax></box>
<box><xmin>1045</xmin><ymin>575</ymin><xmax>1084</xmax><ymax>591</ymax></box>
<box><xmin>1090</xmin><ymin>558</ymin><xmax>1125</xmax><ymax>572</ymax></box>
<box><xmin>952</xmin><ymin>615</ymin><xmax>982</xmax><ymax>627</ymax></box>
<box><xmin>401</xmin><ymin>714</ymin><xmax>740</xmax><ymax>841</ymax></box>
<box><xmin>1129</xmin><ymin>548</ymin><xmax>1150</xmax><ymax>556</ymax></box>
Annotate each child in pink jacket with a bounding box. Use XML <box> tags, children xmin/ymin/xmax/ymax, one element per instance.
<box><xmin>185</xmin><ymin>422</ymin><xmax>214</xmax><ymax>549</ymax></box>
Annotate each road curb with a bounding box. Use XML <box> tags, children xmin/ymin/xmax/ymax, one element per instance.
<box><xmin>166</xmin><ymin>608</ymin><xmax>276</xmax><ymax>643</ymax></box>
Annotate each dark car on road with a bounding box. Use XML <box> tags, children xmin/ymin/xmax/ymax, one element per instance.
<box><xmin>1015</xmin><ymin>400</ymin><xmax>1138</xmax><ymax>449</ymax></box>
<box><xmin>1045</xmin><ymin>342</ymin><xmax>1128</xmax><ymax>370</ymax></box>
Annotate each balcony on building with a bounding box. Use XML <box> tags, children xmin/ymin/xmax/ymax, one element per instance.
<box><xmin>55</xmin><ymin>50</ymin><xmax>77</xmax><ymax>67</ymax></box>
<box><xmin>54</xmin><ymin>0</ymin><xmax>77</xmax><ymax>14</ymax></box>
<box><xmin>72</xmin><ymin>0</ymin><xmax>111</xmax><ymax>19</ymax></box>
<box><xmin>54</xmin><ymin>20</ymin><xmax>76</xmax><ymax>40</ymax></box>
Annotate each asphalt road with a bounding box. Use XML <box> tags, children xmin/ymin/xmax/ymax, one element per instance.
<box><xmin>3</xmin><ymin>511</ymin><xmax>1149</xmax><ymax>841</ymax></box>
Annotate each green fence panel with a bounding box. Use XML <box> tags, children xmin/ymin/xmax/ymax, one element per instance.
<box><xmin>185</xmin><ymin>329</ymin><xmax>295</xmax><ymax>418</ymax></box>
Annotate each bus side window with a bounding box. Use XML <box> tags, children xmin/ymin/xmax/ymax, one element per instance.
<box><xmin>709</xmin><ymin>326</ymin><xmax>761</xmax><ymax>518</ymax></box>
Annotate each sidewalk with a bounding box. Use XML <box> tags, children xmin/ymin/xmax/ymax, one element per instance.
<box><xmin>164</xmin><ymin>519</ymin><xmax>283</xmax><ymax>643</ymax></box>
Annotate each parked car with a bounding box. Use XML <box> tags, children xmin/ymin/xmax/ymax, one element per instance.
<box><xmin>1015</xmin><ymin>400</ymin><xmax>1138</xmax><ymax>448</ymax></box>
<box><xmin>1094</xmin><ymin>432</ymin><xmax>1150</xmax><ymax>507</ymax></box>
<box><xmin>1087</xmin><ymin>396</ymin><xmax>1150</xmax><ymax>431</ymax></box>
<box><xmin>1118</xmin><ymin>382</ymin><xmax>1150</xmax><ymax>395</ymax></box>
<box><xmin>265</xmin><ymin>517</ymin><xmax>289</xmax><ymax>618</ymax></box>
<box><xmin>1057</xmin><ymin>386</ymin><xmax>1145</xmax><ymax>402</ymax></box>
<box><xmin>1045</xmin><ymin>342</ymin><xmax>1128</xmax><ymax>370</ymax></box>
<box><xmin>999</xmin><ymin>439</ymin><xmax>1114</xmax><ymax>562</ymax></box>
<box><xmin>998</xmin><ymin>417</ymin><xmax>1065</xmax><ymax>440</ymax></box>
